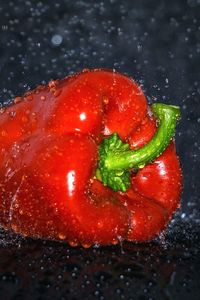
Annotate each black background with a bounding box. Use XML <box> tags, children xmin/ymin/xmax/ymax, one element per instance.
<box><xmin>0</xmin><ymin>0</ymin><xmax>200</xmax><ymax>299</ymax></box>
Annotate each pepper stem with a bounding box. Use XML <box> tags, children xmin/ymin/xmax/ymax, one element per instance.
<box><xmin>96</xmin><ymin>103</ymin><xmax>180</xmax><ymax>192</ymax></box>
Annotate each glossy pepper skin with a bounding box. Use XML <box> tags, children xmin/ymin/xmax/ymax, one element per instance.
<box><xmin>0</xmin><ymin>69</ymin><xmax>182</xmax><ymax>247</ymax></box>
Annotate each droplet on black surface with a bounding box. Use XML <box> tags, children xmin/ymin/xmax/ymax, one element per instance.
<box><xmin>51</xmin><ymin>34</ymin><xmax>63</xmax><ymax>46</ymax></box>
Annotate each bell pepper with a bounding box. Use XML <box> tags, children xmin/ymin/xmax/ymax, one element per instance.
<box><xmin>0</xmin><ymin>69</ymin><xmax>182</xmax><ymax>247</ymax></box>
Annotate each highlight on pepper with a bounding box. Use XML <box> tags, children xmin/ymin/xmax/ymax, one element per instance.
<box><xmin>0</xmin><ymin>69</ymin><xmax>182</xmax><ymax>247</ymax></box>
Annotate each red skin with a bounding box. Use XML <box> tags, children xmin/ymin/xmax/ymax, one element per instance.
<box><xmin>0</xmin><ymin>69</ymin><xmax>182</xmax><ymax>246</ymax></box>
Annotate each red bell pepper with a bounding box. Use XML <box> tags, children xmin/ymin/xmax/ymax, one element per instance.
<box><xmin>0</xmin><ymin>69</ymin><xmax>182</xmax><ymax>247</ymax></box>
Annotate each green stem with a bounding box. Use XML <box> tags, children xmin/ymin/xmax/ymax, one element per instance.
<box><xmin>106</xmin><ymin>104</ymin><xmax>180</xmax><ymax>170</ymax></box>
<box><xmin>97</xmin><ymin>103</ymin><xmax>180</xmax><ymax>192</ymax></box>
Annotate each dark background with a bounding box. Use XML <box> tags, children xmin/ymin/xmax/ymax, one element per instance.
<box><xmin>0</xmin><ymin>0</ymin><xmax>199</xmax><ymax>299</ymax></box>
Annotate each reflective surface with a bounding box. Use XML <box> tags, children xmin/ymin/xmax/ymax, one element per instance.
<box><xmin>0</xmin><ymin>222</ymin><xmax>200</xmax><ymax>300</ymax></box>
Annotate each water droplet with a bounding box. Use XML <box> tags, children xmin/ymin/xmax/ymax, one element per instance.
<box><xmin>53</xmin><ymin>89</ymin><xmax>62</xmax><ymax>97</ymax></box>
<box><xmin>14</xmin><ymin>96</ymin><xmax>22</xmax><ymax>104</ymax></box>
<box><xmin>48</xmin><ymin>80</ymin><xmax>58</xmax><ymax>88</ymax></box>
<box><xmin>25</xmin><ymin>94</ymin><xmax>33</xmax><ymax>101</ymax></box>
<box><xmin>82</xmin><ymin>243</ymin><xmax>92</xmax><ymax>249</ymax></box>
<box><xmin>58</xmin><ymin>233</ymin><xmax>66</xmax><ymax>240</ymax></box>
<box><xmin>68</xmin><ymin>240</ymin><xmax>78</xmax><ymax>247</ymax></box>
<box><xmin>0</xmin><ymin>108</ymin><xmax>5</xmax><ymax>114</ymax></box>
<box><xmin>40</xmin><ymin>95</ymin><xmax>46</xmax><ymax>101</ymax></box>
<box><xmin>51</xmin><ymin>34</ymin><xmax>63</xmax><ymax>46</ymax></box>
<box><xmin>9</xmin><ymin>111</ymin><xmax>16</xmax><ymax>118</ymax></box>
<box><xmin>1</xmin><ymin>130</ymin><xmax>7</xmax><ymax>137</ymax></box>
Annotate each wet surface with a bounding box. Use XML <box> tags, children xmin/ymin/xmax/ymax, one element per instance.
<box><xmin>0</xmin><ymin>221</ymin><xmax>200</xmax><ymax>300</ymax></box>
<box><xmin>0</xmin><ymin>0</ymin><xmax>200</xmax><ymax>299</ymax></box>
